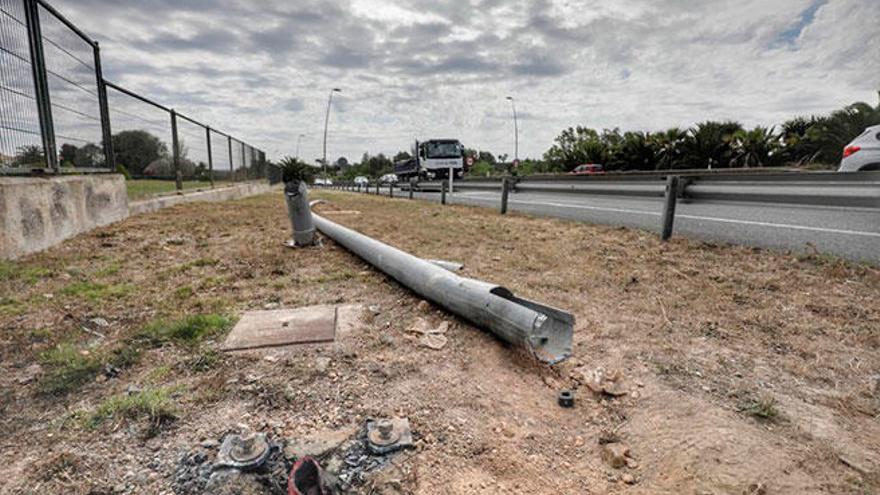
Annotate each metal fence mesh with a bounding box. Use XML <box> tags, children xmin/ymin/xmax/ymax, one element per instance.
<box><xmin>210</xmin><ymin>129</ymin><xmax>231</xmax><ymax>181</ymax></box>
<box><xmin>0</xmin><ymin>0</ymin><xmax>265</xmax><ymax>184</ymax></box>
<box><xmin>106</xmin><ymin>85</ymin><xmax>173</xmax><ymax>178</ymax></box>
<box><xmin>0</xmin><ymin>0</ymin><xmax>43</xmax><ymax>168</ymax></box>
<box><xmin>37</xmin><ymin>2</ymin><xmax>103</xmax><ymax>167</ymax></box>
<box><xmin>175</xmin><ymin>116</ymin><xmax>209</xmax><ymax>187</ymax></box>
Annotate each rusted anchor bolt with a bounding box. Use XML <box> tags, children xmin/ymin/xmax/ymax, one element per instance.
<box><xmin>376</xmin><ymin>419</ymin><xmax>394</xmax><ymax>440</ymax></box>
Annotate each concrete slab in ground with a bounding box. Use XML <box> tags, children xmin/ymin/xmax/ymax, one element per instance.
<box><xmin>222</xmin><ymin>305</ymin><xmax>338</xmax><ymax>351</ymax></box>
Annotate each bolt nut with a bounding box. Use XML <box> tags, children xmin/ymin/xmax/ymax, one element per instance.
<box><xmin>558</xmin><ymin>389</ymin><xmax>575</xmax><ymax>408</ymax></box>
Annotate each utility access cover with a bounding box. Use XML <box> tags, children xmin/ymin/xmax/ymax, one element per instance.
<box><xmin>222</xmin><ymin>305</ymin><xmax>337</xmax><ymax>351</ymax></box>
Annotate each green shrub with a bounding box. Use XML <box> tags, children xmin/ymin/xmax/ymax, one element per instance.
<box><xmin>39</xmin><ymin>343</ymin><xmax>103</xmax><ymax>395</ymax></box>
<box><xmin>139</xmin><ymin>314</ymin><xmax>231</xmax><ymax>347</ymax></box>
<box><xmin>61</xmin><ymin>281</ymin><xmax>131</xmax><ymax>301</ymax></box>
<box><xmin>88</xmin><ymin>387</ymin><xmax>177</xmax><ymax>427</ymax></box>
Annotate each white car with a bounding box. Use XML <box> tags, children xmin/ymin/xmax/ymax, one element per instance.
<box><xmin>379</xmin><ymin>173</ymin><xmax>398</xmax><ymax>185</ymax></box>
<box><xmin>313</xmin><ymin>177</ymin><xmax>333</xmax><ymax>186</ymax></box>
<box><xmin>839</xmin><ymin>125</ymin><xmax>880</xmax><ymax>172</ymax></box>
<box><xmin>353</xmin><ymin>176</ymin><xmax>369</xmax><ymax>185</ymax></box>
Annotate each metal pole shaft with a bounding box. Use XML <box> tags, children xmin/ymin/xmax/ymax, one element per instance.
<box><xmin>309</xmin><ymin>204</ymin><xmax>574</xmax><ymax>364</ymax></box>
<box><xmin>512</xmin><ymin>100</ymin><xmax>518</xmax><ymax>163</ymax></box>
<box><xmin>389</xmin><ymin>182</ymin><xmax>393</xmax><ymax>198</ymax></box>
<box><xmin>227</xmin><ymin>135</ymin><xmax>233</xmax><ymax>182</ymax></box>
<box><xmin>409</xmin><ymin>178</ymin><xmax>415</xmax><ymax>199</ymax></box>
<box><xmin>24</xmin><ymin>0</ymin><xmax>56</xmax><ymax>171</ymax></box>
<box><xmin>661</xmin><ymin>175</ymin><xmax>679</xmax><ymax>241</ymax></box>
<box><xmin>285</xmin><ymin>181</ymin><xmax>315</xmax><ymax>246</ymax></box>
<box><xmin>322</xmin><ymin>91</ymin><xmax>333</xmax><ymax>178</ymax></box>
<box><xmin>171</xmin><ymin>110</ymin><xmax>182</xmax><ymax>191</ymax></box>
<box><xmin>441</xmin><ymin>179</ymin><xmax>447</xmax><ymax>205</ymax></box>
<box><xmin>500</xmin><ymin>177</ymin><xmax>509</xmax><ymax>214</ymax></box>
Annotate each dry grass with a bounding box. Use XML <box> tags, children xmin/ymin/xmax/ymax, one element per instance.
<box><xmin>0</xmin><ymin>189</ymin><xmax>877</xmax><ymax>494</ymax></box>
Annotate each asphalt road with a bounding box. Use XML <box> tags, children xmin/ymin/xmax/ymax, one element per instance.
<box><xmin>359</xmin><ymin>187</ymin><xmax>880</xmax><ymax>264</ymax></box>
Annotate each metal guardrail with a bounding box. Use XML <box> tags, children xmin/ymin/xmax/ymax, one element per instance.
<box><xmin>319</xmin><ymin>171</ymin><xmax>879</xmax><ymax>243</ymax></box>
<box><xmin>399</xmin><ymin>170</ymin><xmax>880</xmax><ymax>208</ymax></box>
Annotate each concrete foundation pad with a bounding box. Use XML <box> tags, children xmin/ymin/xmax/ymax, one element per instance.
<box><xmin>222</xmin><ymin>305</ymin><xmax>338</xmax><ymax>351</ymax></box>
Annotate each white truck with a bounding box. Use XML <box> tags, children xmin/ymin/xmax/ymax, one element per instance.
<box><xmin>394</xmin><ymin>139</ymin><xmax>465</xmax><ymax>180</ymax></box>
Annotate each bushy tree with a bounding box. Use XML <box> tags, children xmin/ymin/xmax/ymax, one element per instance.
<box><xmin>112</xmin><ymin>130</ymin><xmax>168</xmax><ymax>176</ymax></box>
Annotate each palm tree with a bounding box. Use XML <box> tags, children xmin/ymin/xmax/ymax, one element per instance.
<box><xmin>651</xmin><ymin>128</ymin><xmax>688</xmax><ymax>170</ymax></box>
<box><xmin>682</xmin><ymin>121</ymin><xmax>744</xmax><ymax>169</ymax></box>
<box><xmin>732</xmin><ymin>126</ymin><xmax>780</xmax><ymax>167</ymax></box>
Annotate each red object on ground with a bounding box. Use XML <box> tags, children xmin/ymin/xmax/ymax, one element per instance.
<box><xmin>288</xmin><ymin>456</ymin><xmax>331</xmax><ymax>495</ymax></box>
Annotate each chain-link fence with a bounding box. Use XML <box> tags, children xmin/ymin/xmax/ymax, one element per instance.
<box><xmin>0</xmin><ymin>0</ymin><xmax>267</xmax><ymax>192</ymax></box>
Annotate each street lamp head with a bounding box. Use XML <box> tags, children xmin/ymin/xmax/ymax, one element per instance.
<box><xmin>332</xmin><ymin>88</ymin><xmax>342</xmax><ymax>92</ymax></box>
<box><xmin>506</xmin><ymin>96</ymin><xmax>514</xmax><ymax>100</ymax></box>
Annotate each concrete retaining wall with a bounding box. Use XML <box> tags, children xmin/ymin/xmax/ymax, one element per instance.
<box><xmin>0</xmin><ymin>174</ymin><xmax>129</xmax><ymax>260</ymax></box>
<box><xmin>129</xmin><ymin>181</ymin><xmax>275</xmax><ymax>216</ymax></box>
<box><xmin>2</xmin><ymin>176</ymin><xmax>276</xmax><ymax>260</ymax></box>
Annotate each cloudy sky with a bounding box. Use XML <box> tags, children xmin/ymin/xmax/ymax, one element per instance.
<box><xmin>60</xmin><ymin>0</ymin><xmax>879</xmax><ymax>163</ymax></box>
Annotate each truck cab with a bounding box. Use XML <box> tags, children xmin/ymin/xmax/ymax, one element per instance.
<box><xmin>395</xmin><ymin>139</ymin><xmax>465</xmax><ymax>180</ymax></box>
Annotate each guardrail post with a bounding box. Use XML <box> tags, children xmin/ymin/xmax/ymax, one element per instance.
<box><xmin>661</xmin><ymin>175</ymin><xmax>679</xmax><ymax>241</ymax></box>
<box><xmin>389</xmin><ymin>182</ymin><xmax>394</xmax><ymax>198</ymax></box>
<box><xmin>170</xmin><ymin>109</ymin><xmax>182</xmax><ymax>191</ymax></box>
<box><xmin>500</xmin><ymin>177</ymin><xmax>509</xmax><ymax>214</ymax></box>
<box><xmin>24</xmin><ymin>0</ymin><xmax>57</xmax><ymax>171</ymax></box>
<box><xmin>441</xmin><ymin>179</ymin><xmax>447</xmax><ymax>205</ymax></box>
<box><xmin>375</xmin><ymin>181</ymin><xmax>380</xmax><ymax>195</ymax></box>
<box><xmin>409</xmin><ymin>178</ymin><xmax>415</xmax><ymax>199</ymax></box>
<box><xmin>205</xmin><ymin>126</ymin><xmax>214</xmax><ymax>188</ymax></box>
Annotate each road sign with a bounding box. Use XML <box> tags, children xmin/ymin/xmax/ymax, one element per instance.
<box><xmin>513</xmin><ymin>159</ymin><xmax>520</xmax><ymax>168</ymax></box>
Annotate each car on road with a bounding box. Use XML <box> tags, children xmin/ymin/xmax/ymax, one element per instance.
<box><xmin>313</xmin><ymin>177</ymin><xmax>333</xmax><ymax>186</ymax></box>
<box><xmin>379</xmin><ymin>173</ymin><xmax>398</xmax><ymax>185</ymax></box>
<box><xmin>570</xmin><ymin>163</ymin><xmax>605</xmax><ymax>175</ymax></box>
<box><xmin>839</xmin><ymin>125</ymin><xmax>880</xmax><ymax>172</ymax></box>
<box><xmin>354</xmin><ymin>176</ymin><xmax>369</xmax><ymax>185</ymax></box>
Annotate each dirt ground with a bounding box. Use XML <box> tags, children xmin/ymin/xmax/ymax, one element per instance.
<box><xmin>1</xmin><ymin>189</ymin><xmax>878</xmax><ymax>494</ymax></box>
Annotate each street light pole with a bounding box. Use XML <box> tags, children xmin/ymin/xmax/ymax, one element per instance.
<box><xmin>506</xmin><ymin>96</ymin><xmax>518</xmax><ymax>164</ymax></box>
<box><xmin>323</xmin><ymin>88</ymin><xmax>341</xmax><ymax>177</ymax></box>
<box><xmin>295</xmin><ymin>133</ymin><xmax>305</xmax><ymax>159</ymax></box>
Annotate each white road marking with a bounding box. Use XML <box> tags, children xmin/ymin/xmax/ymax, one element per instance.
<box><xmin>453</xmin><ymin>193</ymin><xmax>880</xmax><ymax>239</ymax></box>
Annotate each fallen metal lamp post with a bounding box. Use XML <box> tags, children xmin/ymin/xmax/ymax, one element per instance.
<box><xmin>285</xmin><ymin>180</ymin><xmax>316</xmax><ymax>246</ymax></box>
<box><xmin>309</xmin><ymin>201</ymin><xmax>574</xmax><ymax>363</ymax></box>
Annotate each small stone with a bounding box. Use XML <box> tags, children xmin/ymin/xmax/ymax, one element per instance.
<box><xmin>416</xmin><ymin>300</ymin><xmax>431</xmax><ymax>312</ymax></box>
<box><xmin>201</xmin><ymin>439</ymin><xmax>219</xmax><ymax>449</ymax></box>
<box><xmin>315</xmin><ymin>357</ymin><xmax>332</xmax><ymax>374</ymax></box>
<box><xmin>601</xmin><ymin>442</ymin><xmax>630</xmax><ymax>469</ymax></box>
<box><xmin>369</xmin><ymin>305</ymin><xmax>381</xmax><ymax>315</ymax></box>
<box><xmin>17</xmin><ymin>364</ymin><xmax>42</xmax><ymax>384</ymax></box>
<box><xmin>90</xmin><ymin>317</ymin><xmax>110</xmax><ymax>328</ymax></box>
<box><xmin>263</xmin><ymin>302</ymin><xmax>280</xmax><ymax>310</ymax></box>
<box><xmin>621</xmin><ymin>473</ymin><xmax>636</xmax><ymax>484</ymax></box>
<box><xmin>126</xmin><ymin>384</ymin><xmax>142</xmax><ymax>395</ymax></box>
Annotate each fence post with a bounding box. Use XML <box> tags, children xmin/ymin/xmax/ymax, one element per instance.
<box><xmin>170</xmin><ymin>110</ymin><xmax>182</xmax><ymax>191</ymax></box>
<box><xmin>389</xmin><ymin>183</ymin><xmax>393</xmax><ymax>198</ymax></box>
<box><xmin>661</xmin><ymin>175</ymin><xmax>680</xmax><ymax>241</ymax></box>
<box><xmin>241</xmin><ymin>143</ymin><xmax>246</xmax><ymax>181</ymax></box>
<box><xmin>409</xmin><ymin>178</ymin><xmax>415</xmax><ymax>199</ymax></box>
<box><xmin>227</xmin><ymin>135</ymin><xmax>233</xmax><ymax>182</ymax></box>
<box><xmin>23</xmin><ymin>0</ymin><xmax>57</xmax><ymax>171</ymax></box>
<box><xmin>441</xmin><ymin>180</ymin><xmax>447</xmax><ymax>205</ymax></box>
<box><xmin>500</xmin><ymin>177</ymin><xmax>509</xmax><ymax>214</ymax></box>
<box><xmin>205</xmin><ymin>127</ymin><xmax>214</xmax><ymax>188</ymax></box>
<box><xmin>93</xmin><ymin>41</ymin><xmax>114</xmax><ymax>171</ymax></box>
<box><xmin>375</xmin><ymin>181</ymin><xmax>380</xmax><ymax>195</ymax></box>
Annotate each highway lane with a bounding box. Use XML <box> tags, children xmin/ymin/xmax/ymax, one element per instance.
<box><xmin>357</xmin><ymin>187</ymin><xmax>880</xmax><ymax>263</ymax></box>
